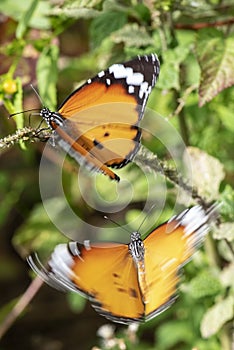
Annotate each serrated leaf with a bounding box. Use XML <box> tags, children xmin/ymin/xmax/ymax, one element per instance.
<box><xmin>90</xmin><ymin>11</ymin><xmax>127</xmax><ymax>48</ymax></box>
<box><xmin>212</xmin><ymin>222</ymin><xmax>234</xmax><ymax>242</ymax></box>
<box><xmin>36</xmin><ymin>45</ymin><xmax>59</xmax><ymax>109</ymax></box>
<box><xmin>185</xmin><ymin>146</ymin><xmax>225</xmax><ymax>201</ymax></box>
<box><xmin>112</xmin><ymin>23</ymin><xmax>154</xmax><ymax>48</ymax></box>
<box><xmin>50</xmin><ymin>0</ymin><xmax>101</xmax><ymax>18</ymax></box>
<box><xmin>200</xmin><ymin>296</ymin><xmax>234</xmax><ymax>338</ymax></box>
<box><xmin>188</xmin><ymin>271</ymin><xmax>222</xmax><ymax>299</ymax></box>
<box><xmin>196</xmin><ymin>29</ymin><xmax>234</xmax><ymax>106</ymax></box>
<box><xmin>50</xmin><ymin>7</ymin><xmax>99</xmax><ymax>18</ymax></box>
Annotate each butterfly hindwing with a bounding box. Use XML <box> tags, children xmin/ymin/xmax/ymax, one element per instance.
<box><xmin>143</xmin><ymin>206</ymin><xmax>210</xmax><ymax>319</ymax></box>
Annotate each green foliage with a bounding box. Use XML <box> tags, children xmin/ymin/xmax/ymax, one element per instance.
<box><xmin>13</xmin><ymin>200</ymin><xmax>69</xmax><ymax>258</ymax></box>
<box><xmin>16</xmin><ymin>0</ymin><xmax>39</xmax><ymax>39</ymax></box>
<box><xmin>36</xmin><ymin>45</ymin><xmax>59</xmax><ymax>109</ymax></box>
<box><xmin>90</xmin><ymin>11</ymin><xmax>128</xmax><ymax>48</ymax></box>
<box><xmin>66</xmin><ymin>292</ymin><xmax>86</xmax><ymax>313</ymax></box>
<box><xmin>188</xmin><ymin>271</ymin><xmax>223</xmax><ymax>299</ymax></box>
<box><xmin>0</xmin><ymin>0</ymin><xmax>234</xmax><ymax>349</ymax></box>
<box><xmin>0</xmin><ymin>0</ymin><xmax>51</xmax><ymax>30</ymax></box>
<box><xmin>201</xmin><ymin>296</ymin><xmax>234</xmax><ymax>338</ymax></box>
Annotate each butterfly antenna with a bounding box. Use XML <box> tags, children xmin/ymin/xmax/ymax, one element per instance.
<box><xmin>9</xmin><ymin>84</ymin><xmax>44</xmax><ymax>118</ymax></box>
<box><xmin>9</xmin><ymin>108</ymin><xmax>40</xmax><ymax>118</ymax></box>
<box><xmin>104</xmin><ymin>216</ymin><xmax>131</xmax><ymax>234</ymax></box>
<box><xmin>137</xmin><ymin>203</ymin><xmax>157</xmax><ymax>233</ymax></box>
<box><xmin>30</xmin><ymin>84</ymin><xmax>44</xmax><ymax>105</ymax></box>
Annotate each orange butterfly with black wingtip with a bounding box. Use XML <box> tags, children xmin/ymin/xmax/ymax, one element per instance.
<box><xmin>40</xmin><ymin>54</ymin><xmax>160</xmax><ymax>181</ymax></box>
<box><xmin>28</xmin><ymin>205</ymin><xmax>217</xmax><ymax>324</ymax></box>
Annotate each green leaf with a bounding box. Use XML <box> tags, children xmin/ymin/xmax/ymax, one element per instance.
<box><xmin>158</xmin><ymin>61</ymin><xmax>180</xmax><ymax>90</ymax></box>
<box><xmin>219</xmin><ymin>185</ymin><xmax>234</xmax><ymax>222</ymax></box>
<box><xmin>50</xmin><ymin>6</ymin><xmax>99</xmax><ymax>18</ymax></box>
<box><xmin>0</xmin><ymin>0</ymin><xmax>51</xmax><ymax>30</ymax></box>
<box><xmin>185</xmin><ymin>146</ymin><xmax>225</xmax><ymax>201</ymax></box>
<box><xmin>90</xmin><ymin>11</ymin><xmax>127</xmax><ymax>48</ymax></box>
<box><xmin>51</xmin><ymin>0</ymin><xmax>101</xmax><ymax>16</ymax></box>
<box><xmin>112</xmin><ymin>23</ymin><xmax>154</xmax><ymax>48</ymax></box>
<box><xmin>157</xmin><ymin>321</ymin><xmax>194</xmax><ymax>348</ymax></box>
<box><xmin>196</xmin><ymin>29</ymin><xmax>234</xmax><ymax>106</ymax></box>
<box><xmin>16</xmin><ymin>0</ymin><xmax>39</xmax><ymax>39</ymax></box>
<box><xmin>157</xmin><ymin>45</ymin><xmax>190</xmax><ymax>90</ymax></box>
<box><xmin>188</xmin><ymin>271</ymin><xmax>222</xmax><ymax>299</ymax></box>
<box><xmin>36</xmin><ymin>45</ymin><xmax>59</xmax><ymax>109</ymax></box>
<box><xmin>200</xmin><ymin>296</ymin><xmax>234</xmax><ymax>338</ymax></box>
<box><xmin>220</xmin><ymin>263</ymin><xmax>234</xmax><ymax>289</ymax></box>
<box><xmin>66</xmin><ymin>292</ymin><xmax>86</xmax><ymax>313</ymax></box>
<box><xmin>212</xmin><ymin>222</ymin><xmax>234</xmax><ymax>242</ymax></box>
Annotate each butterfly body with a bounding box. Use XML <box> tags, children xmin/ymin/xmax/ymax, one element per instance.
<box><xmin>28</xmin><ymin>205</ymin><xmax>217</xmax><ymax>324</ymax></box>
<box><xmin>40</xmin><ymin>54</ymin><xmax>160</xmax><ymax>181</ymax></box>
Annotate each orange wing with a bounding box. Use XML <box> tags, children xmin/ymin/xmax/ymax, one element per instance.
<box><xmin>28</xmin><ymin>241</ymin><xmax>145</xmax><ymax>324</ymax></box>
<box><xmin>142</xmin><ymin>205</ymin><xmax>212</xmax><ymax>320</ymax></box>
<box><xmin>28</xmin><ymin>205</ymin><xmax>217</xmax><ymax>323</ymax></box>
<box><xmin>41</xmin><ymin>54</ymin><xmax>160</xmax><ymax>181</ymax></box>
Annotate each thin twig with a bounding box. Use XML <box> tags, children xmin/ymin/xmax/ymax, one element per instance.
<box><xmin>0</xmin><ymin>127</ymin><xmax>50</xmax><ymax>150</ymax></box>
<box><xmin>0</xmin><ymin>276</ymin><xmax>43</xmax><ymax>340</ymax></box>
<box><xmin>168</xmin><ymin>84</ymin><xmax>198</xmax><ymax>119</ymax></box>
<box><xmin>135</xmin><ymin>145</ymin><xmax>210</xmax><ymax>208</ymax></box>
<box><xmin>175</xmin><ymin>18</ymin><xmax>234</xmax><ymax>30</ymax></box>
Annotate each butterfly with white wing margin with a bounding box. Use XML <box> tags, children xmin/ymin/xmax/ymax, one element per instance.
<box><xmin>28</xmin><ymin>204</ymin><xmax>218</xmax><ymax>324</ymax></box>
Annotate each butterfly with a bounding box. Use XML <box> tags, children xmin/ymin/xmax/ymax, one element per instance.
<box><xmin>40</xmin><ymin>54</ymin><xmax>160</xmax><ymax>181</ymax></box>
<box><xmin>28</xmin><ymin>205</ymin><xmax>217</xmax><ymax>324</ymax></box>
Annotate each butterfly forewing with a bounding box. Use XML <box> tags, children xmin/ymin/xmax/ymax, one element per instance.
<box><xmin>49</xmin><ymin>241</ymin><xmax>144</xmax><ymax>323</ymax></box>
<box><xmin>143</xmin><ymin>206</ymin><xmax>210</xmax><ymax>319</ymax></box>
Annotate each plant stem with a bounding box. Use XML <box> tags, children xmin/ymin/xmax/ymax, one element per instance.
<box><xmin>0</xmin><ymin>276</ymin><xmax>43</xmax><ymax>339</ymax></box>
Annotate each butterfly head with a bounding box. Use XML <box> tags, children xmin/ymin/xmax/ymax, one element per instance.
<box><xmin>40</xmin><ymin>107</ymin><xmax>65</xmax><ymax>130</ymax></box>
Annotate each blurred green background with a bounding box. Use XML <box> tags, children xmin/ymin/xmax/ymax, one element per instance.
<box><xmin>0</xmin><ymin>1</ymin><xmax>234</xmax><ymax>349</ymax></box>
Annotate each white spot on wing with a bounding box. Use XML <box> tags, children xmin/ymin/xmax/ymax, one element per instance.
<box><xmin>84</xmin><ymin>240</ymin><xmax>91</xmax><ymax>250</ymax></box>
<box><xmin>109</xmin><ymin>64</ymin><xmax>131</xmax><ymax>79</ymax></box>
<box><xmin>98</xmin><ymin>71</ymin><xmax>105</xmax><ymax>77</ymax></box>
<box><xmin>126</xmin><ymin>72</ymin><xmax>144</xmax><ymax>86</ymax></box>
<box><xmin>139</xmin><ymin>81</ymin><xmax>149</xmax><ymax>99</ymax></box>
